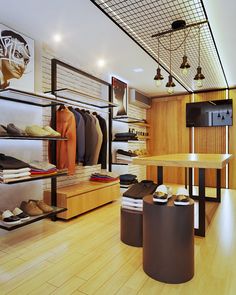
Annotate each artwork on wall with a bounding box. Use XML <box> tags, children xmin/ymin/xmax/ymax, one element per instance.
<box><xmin>0</xmin><ymin>24</ymin><xmax>34</xmax><ymax>91</ymax></box>
<box><xmin>112</xmin><ymin>76</ymin><xmax>127</xmax><ymax>117</ymax></box>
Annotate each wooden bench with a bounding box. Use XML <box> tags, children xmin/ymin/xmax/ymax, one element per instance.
<box><xmin>44</xmin><ymin>180</ymin><xmax>120</xmax><ymax>219</ymax></box>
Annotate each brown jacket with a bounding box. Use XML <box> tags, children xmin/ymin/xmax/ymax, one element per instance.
<box><xmin>56</xmin><ymin>107</ymin><xmax>76</xmax><ymax>175</ymax></box>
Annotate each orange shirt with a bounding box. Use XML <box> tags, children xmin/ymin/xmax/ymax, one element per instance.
<box><xmin>56</xmin><ymin>107</ymin><xmax>76</xmax><ymax>175</ymax></box>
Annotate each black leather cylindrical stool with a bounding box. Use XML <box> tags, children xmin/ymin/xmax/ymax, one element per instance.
<box><xmin>120</xmin><ymin>207</ymin><xmax>143</xmax><ymax>247</ymax></box>
<box><xmin>143</xmin><ymin>195</ymin><xmax>194</xmax><ymax>284</ymax></box>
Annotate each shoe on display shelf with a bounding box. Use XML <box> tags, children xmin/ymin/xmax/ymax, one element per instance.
<box><xmin>153</xmin><ymin>184</ymin><xmax>172</xmax><ymax>204</ymax></box>
<box><xmin>1</xmin><ymin>210</ymin><xmax>21</xmax><ymax>225</ymax></box>
<box><xmin>20</xmin><ymin>201</ymin><xmax>43</xmax><ymax>216</ymax></box>
<box><xmin>12</xmin><ymin>207</ymin><xmax>30</xmax><ymax>221</ymax></box>
<box><xmin>174</xmin><ymin>188</ymin><xmax>190</xmax><ymax>206</ymax></box>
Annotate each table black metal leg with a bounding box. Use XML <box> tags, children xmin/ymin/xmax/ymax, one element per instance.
<box><xmin>157</xmin><ymin>166</ymin><xmax>163</xmax><ymax>185</ymax></box>
<box><xmin>216</xmin><ymin>169</ymin><xmax>221</xmax><ymax>202</ymax></box>
<box><xmin>188</xmin><ymin>168</ymin><xmax>193</xmax><ymax>198</ymax></box>
<box><xmin>195</xmin><ymin>168</ymin><xmax>205</xmax><ymax>237</ymax></box>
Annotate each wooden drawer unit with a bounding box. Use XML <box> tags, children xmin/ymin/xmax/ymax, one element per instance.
<box><xmin>44</xmin><ymin>180</ymin><xmax>120</xmax><ymax>219</ymax></box>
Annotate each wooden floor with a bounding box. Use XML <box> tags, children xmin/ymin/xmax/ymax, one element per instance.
<box><xmin>0</xmin><ymin>187</ymin><xmax>236</xmax><ymax>295</ymax></box>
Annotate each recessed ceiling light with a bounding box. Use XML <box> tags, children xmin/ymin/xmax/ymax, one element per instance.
<box><xmin>53</xmin><ymin>34</ymin><xmax>62</xmax><ymax>42</ymax></box>
<box><xmin>97</xmin><ymin>59</ymin><xmax>106</xmax><ymax>67</ymax></box>
<box><xmin>133</xmin><ymin>68</ymin><xmax>144</xmax><ymax>73</ymax></box>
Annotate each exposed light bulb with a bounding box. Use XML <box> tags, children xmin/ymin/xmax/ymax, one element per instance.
<box><xmin>196</xmin><ymin>79</ymin><xmax>203</xmax><ymax>88</ymax></box>
<box><xmin>167</xmin><ymin>87</ymin><xmax>174</xmax><ymax>94</ymax></box>
<box><xmin>155</xmin><ymin>79</ymin><xmax>162</xmax><ymax>87</ymax></box>
<box><xmin>181</xmin><ymin>67</ymin><xmax>189</xmax><ymax>76</ymax></box>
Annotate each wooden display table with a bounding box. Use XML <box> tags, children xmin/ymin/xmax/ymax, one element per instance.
<box><xmin>120</xmin><ymin>208</ymin><xmax>143</xmax><ymax>247</ymax></box>
<box><xmin>44</xmin><ymin>180</ymin><xmax>120</xmax><ymax>219</ymax></box>
<box><xmin>133</xmin><ymin>153</ymin><xmax>232</xmax><ymax>236</ymax></box>
<box><xmin>143</xmin><ymin>195</ymin><xmax>194</xmax><ymax>284</ymax></box>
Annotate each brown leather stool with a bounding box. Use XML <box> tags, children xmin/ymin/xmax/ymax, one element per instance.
<box><xmin>143</xmin><ymin>195</ymin><xmax>194</xmax><ymax>283</ymax></box>
<box><xmin>120</xmin><ymin>207</ymin><xmax>143</xmax><ymax>247</ymax></box>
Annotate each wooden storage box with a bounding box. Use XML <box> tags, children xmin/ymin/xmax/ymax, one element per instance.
<box><xmin>44</xmin><ymin>180</ymin><xmax>120</xmax><ymax>219</ymax></box>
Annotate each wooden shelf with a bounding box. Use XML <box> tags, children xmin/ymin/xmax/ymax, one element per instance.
<box><xmin>0</xmin><ymin>170</ymin><xmax>67</xmax><ymax>185</ymax></box>
<box><xmin>0</xmin><ymin>206</ymin><xmax>67</xmax><ymax>231</ymax></box>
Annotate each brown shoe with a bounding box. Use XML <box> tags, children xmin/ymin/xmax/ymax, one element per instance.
<box><xmin>20</xmin><ymin>201</ymin><xmax>43</xmax><ymax>216</ymax></box>
<box><xmin>36</xmin><ymin>200</ymin><xmax>53</xmax><ymax>213</ymax></box>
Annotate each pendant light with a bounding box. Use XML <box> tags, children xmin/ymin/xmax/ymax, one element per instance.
<box><xmin>154</xmin><ymin>37</ymin><xmax>164</xmax><ymax>87</ymax></box>
<box><xmin>194</xmin><ymin>27</ymin><xmax>205</xmax><ymax>88</ymax></box>
<box><xmin>180</xmin><ymin>30</ymin><xmax>190</xmax><ymax>75</ymax></box>
<box><xmin>166</xmin><ymin>33</ymin><xmax>175</xmax><ymax>94</ymax></box>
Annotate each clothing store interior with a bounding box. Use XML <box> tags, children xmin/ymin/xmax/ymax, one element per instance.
<box><xmin>0</xmin><ymin>0</ymin><xmax>236</xmax><ymax>294</ymax></box>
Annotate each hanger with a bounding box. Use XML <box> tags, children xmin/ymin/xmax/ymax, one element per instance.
<box><xmin>58</xmin><ymin>104</ymin><xmax>65</xmax><ymax>111</ymax></box>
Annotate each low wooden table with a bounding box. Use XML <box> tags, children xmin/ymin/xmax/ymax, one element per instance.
<box><xmin>133</xmin><ymin>153</ymin><xmax>232</xmax><ymax>237</ymax></box>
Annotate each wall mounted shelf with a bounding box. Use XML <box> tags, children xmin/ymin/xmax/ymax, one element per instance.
<box><xmin>48</xmin><ymin>88</ymin><xmax>118</xmax><ymax>109</ymax></box>
<box><xmin>0</xmin><ymin>206</ymin><xmax>67</xmax><ymax>231</ymax></box>
<box><xmin>0</xmin><ymin>170</ymin><xmax>67</xmax><ymax>185</ymax></box>
<box><xmin>0</xmin><ymin>135</ymin><xmax>67</xmax><ymax>141</ymax></box>
<box><xmin>113</xmin><ymin>116</ymin><xmax>147</xmax><ymax>124</ymax></box>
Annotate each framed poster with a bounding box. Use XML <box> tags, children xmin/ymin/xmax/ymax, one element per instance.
<box><xmin>0</xmin><ymin>24</ymin><xmax>34</xmax><ymax>91</ymax></box>
<box><xmin>112</xmin><ymin>76</ymin><xmax>127</xmax><ymax>117</ymax></box>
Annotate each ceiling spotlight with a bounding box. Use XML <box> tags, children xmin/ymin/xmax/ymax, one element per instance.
<box><xmin>133</xmin><ymin>68</ymin><xmax>144</xmax><ymax>73</ymax></box>
<box><xmin>53</xmin><ymin>34</ymin><xmax>62</xmax><ymax>43</ymax></box>
<box><xmin>97</xmin><ymin>59</ymin><xmax>106</xmax><ymax>67</ymax></box>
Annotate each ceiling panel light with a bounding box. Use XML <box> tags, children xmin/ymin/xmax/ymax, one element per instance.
<box><xmin>53</xmin><ymin>34</ymin><xmax>62</xmax><ymax>42</ymax></box>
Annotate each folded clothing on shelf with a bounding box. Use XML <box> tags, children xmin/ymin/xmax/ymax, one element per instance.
<box><xmin>90</xmin><ymin>172</ymin><xmax>119</xmax><ymax>182</ymax></box>
<box><xmin>116</xmin><ymin>149</ymin><xmax>138</xmax><ymax>157</ymax></box>
<box><xmin>123</xmin><ymin>180</ymin><xmax>157</xmax><ymax>199</ymax></box>
<box><xmin>0</xmin><ymin>153</ymin><xmax>30</xmax><ymax>170</ymax></box>
<box><xmin>29</xmin><ymin>161</ymin><xmax>56</xmax><ymax>171</ymax></box>
<box><xmin>113</xmin><ymin>132</ymin><xmax>138</xmax><ymax>141</ymax></box>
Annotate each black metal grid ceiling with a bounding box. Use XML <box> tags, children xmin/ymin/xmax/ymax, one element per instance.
<box><xmin>91</xmin><ymin>0</ymin><xmax>227</xmax><ymax>92</ymax></box>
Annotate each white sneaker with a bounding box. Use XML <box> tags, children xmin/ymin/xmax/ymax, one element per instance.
<box><xmin>13</xmin><ymin>207</ymin><xmax>30</xmax><ymax>221</ymax></box>
<box><xmin>1</xmin><ymin>210</ymin><xmax>21</xmax><ymax>225</ymax></box>
<box><xmin>153</xmin><ymin>184</ymin><xmax>172</xmax><ymax>203</ymax></box>
<box><xmin>174</xmin><ymin>188</ymin><xmax>190</xmax><ymax>205</ymax></box>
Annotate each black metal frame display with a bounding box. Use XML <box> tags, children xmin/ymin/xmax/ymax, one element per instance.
<box><xmin>113</xmin><ymin>116</ymin><xmax>147</xmax><ymax>124</ymax></box>
<box><xmin>157</xmin><ymin>166</ymin><xmax>221</xmax><ymax>237</ymax></box>
<box><xmin>0</xmin><ymin>90</ymin><xmax>69</xmax><ymax>231</ymax></box>
<box><xmin>50</xmin><ymin>58</ymin><xmax>113</xmax><ymax>184</ymax></box>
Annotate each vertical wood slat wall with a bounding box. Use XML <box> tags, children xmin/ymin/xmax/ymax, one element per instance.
<box><xmin>147</xmin><ymin>90</ymin><xmax>234</xmax><ymax>188</ymax></box>
<box><xmin>229</xmin><ymin>89</ymin><xmax>236</xmax><ymax>189</ymax></box>
<box><xmin>194</xmin><ymin>91</ymin><xmax>226</xmax><ymax>188</ymax></box>
<box><xmin>147</xmin><ymin>95</ymin><xmax>191</xmax><ymax>184</ymax></box>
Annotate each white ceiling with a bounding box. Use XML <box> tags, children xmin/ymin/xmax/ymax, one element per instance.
<box><xmin>0</xmin><ymin>0</ymin><xmax>235</xmax><ymax>97</ymax></box>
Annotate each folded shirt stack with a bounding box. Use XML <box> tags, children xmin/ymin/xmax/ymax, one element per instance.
<box><xmin>119</xmin><ymin>173</ymin><xmax>138</xmax><ymax>188</ymax></box>
<box><xmin>113</xmin><ymin>132</ymin><xmax>138</xmax><ymax>142</ymax></box>
<box><xmin>121</xmin><ymin>180</ymin><xmax>158</xmax><ymax>211</ymax></box>
<box><xmin>29</xmin><ymin>161</ymin><xmax>58</xmax><ymax>176</ymax></box>
<box><xmin>121</xmin><ymin>195</ymin><xmax>143</xmax><ymax>211</ymax></box>
<box><xmin>116</xmin><ymin>149</ymin><xmax>138</xmax><ymax>162</ymax></box>
<box><xmin>0</xmin><ymin>154</ymin><xmax>31</xmax><ymax>183</ymax></box>
<box><xmin>90</xmin><ymin>172</ymin><xmax>119</xmax><ymax>182</ymax></box>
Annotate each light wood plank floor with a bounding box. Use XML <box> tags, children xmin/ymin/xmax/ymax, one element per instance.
<box><xmin>0</xmin><ymin>187</ymin><xmax>236</xmax><ymax>295</ymax></box>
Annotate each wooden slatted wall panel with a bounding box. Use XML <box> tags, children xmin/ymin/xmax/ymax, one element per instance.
<box><xmin>194</xmin><ymin>91</ymin><xmax>226</xmax><ymax>188</ymax></box>
<box><xmin>229</xmin><ymin>89</ymin><xmax>236</xmax><ymax>189</ymax></box>
<box><xmin>147</xmin><ymin>95</ymin><xmax>191</xmax><ymax>184</ymax></box>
